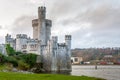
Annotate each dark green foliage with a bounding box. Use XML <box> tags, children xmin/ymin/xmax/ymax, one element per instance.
<box><xmin>6</xmin><ymin>44</ymin><xmax>15</xmax><ymax>56</ymax></box>
<box><xmin>5</xmin><ymin>44</ymin><xmax>37</xmax><ymax>69</ymax></box>
<box><xmin>14</xmin><ymin>52</ymin><xmax>23</xmax><ymax>55</ymax></box>
<box><xmin>6</xmin><ymin>56</ymin><xmax>18</xmax><ymax>67</ymax></box>
<box><xmin>16</xmin><ymin>53</ymin><xmax>37</xmax><ymax>68</ymax></box>
<box><xmin>0</xmin><ymin>52</ymin><xmax>38</xmax><ymax>70</ymax></box>
<box><xmin>0</xmin><ymin>53</ymin><xmax>7</xmax><ymax>64</ymax></box>
<box><xmin>0</xmin><ymin>53</ymin><xmax>18</xmax><ymax>67</ymax></box>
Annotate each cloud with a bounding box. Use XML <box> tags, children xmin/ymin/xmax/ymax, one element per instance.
<box><xmin>48</xmin><ymin>0</ymin><xmax>120</xmax><ymax>48</ymax></box>
<box><xmin>1</xmin><ymin>0</ymin><xmax>120</xmax><ymax>48</ymax></box>
<box><xmin>0</xmin><ymin>25</ymin><xmax>2</xmax><ymax>29</ymax></box>
<box><xmin>8</xmin><ymin>15</ymin><xmax>37</xmax><ymax>38</ymax></box>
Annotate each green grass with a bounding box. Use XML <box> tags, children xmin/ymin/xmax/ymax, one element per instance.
<box><xmin>0</xmin><ymin>72</ymin><xmax>105</xmax><ymax>80</ymax></box>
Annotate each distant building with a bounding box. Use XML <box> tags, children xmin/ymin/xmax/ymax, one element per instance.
<box><xmin>71</xmin><ymin>57</ymin><xmax>83</xmax><ymax>65</ymax></box>
<box><xmin>5</xmin><ymin>6</ymin><xmax>72</xmax><ymax>72</ymax></box>
<box><xmin>103</xmin><ymin>55</ymin><xmax>114</xmax><ymax>65</ymax></box>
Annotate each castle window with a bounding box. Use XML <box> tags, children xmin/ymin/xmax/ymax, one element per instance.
<box><xmin>35</xmin><ymin>44</ymin><xmax>37</xmax><ymax>48</ymax></box>
<box><xmin>22</xmin><ymin>45</ymin><xmax>27</xmax><ymax>49</ymax></box>
<box><xmin>30</xmin><ymin>45</ymin><xmax>34</xmax><ymax>48</ymax></box>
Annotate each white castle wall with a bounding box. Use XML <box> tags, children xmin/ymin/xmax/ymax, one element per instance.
<box><xmin>0</xmin><ymin>44</ymin><xmax>7</xmax><ymax>55</ymax></box>
<box><xmin>25</xmin><ymin>39</ymin><xmax>40</xmax><ymax>55</ymax></box>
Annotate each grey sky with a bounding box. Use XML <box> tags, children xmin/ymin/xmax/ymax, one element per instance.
<box><xmin>0</xmin><ymin>0</ymin><xmax>120</xmax><ymax>48</ymax></box>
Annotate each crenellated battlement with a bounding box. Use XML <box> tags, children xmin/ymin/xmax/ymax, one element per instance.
<box><xmin>27</xmin><ymin>39</ymin><xmax>39</xmax><ymax>43</ymax></box>
<box><xmin>38</xmin><ymin>6</ymin><xmax>46</xmax><ymax>11</ymax></box>
<box><xmin>58</xmin><ymin>43</ymin><xmax>66</xmax><ymax>47</ymax></box>
<box><xmin>38</xmin><ymin>6</ymin><xmax>46</xmax><ymax>19</ymax></box>
<box><xmin>16</xmin><ymin>34</ymin><xmax>27</xmax><ymax>39</ymax></box>
<box><xmin>65</xmin><ymin>35</ymin><xmax>72</xmax><ymax>40</ymax></box>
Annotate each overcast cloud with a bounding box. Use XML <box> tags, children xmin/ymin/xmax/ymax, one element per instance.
<box><xmin>0</xmin><ymin>0</ymin><xmax>120</xmax><ymax>48</ymax></box>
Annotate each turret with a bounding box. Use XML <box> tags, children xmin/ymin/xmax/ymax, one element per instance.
<box><xmin>52</xmin><ymin>36</ymin><xmax>58</xmax><ymax>49</ymax></box>
<box><xmin>38</xmin><ymin>6</ymin><xmax>46</xmax><ymax>20</ymax></box>
<box><xmin>65</xmin><ymin>35</ymin><xmax>72</xmax><ymax>49</ymax></box>
<box><xmin>32</xmin><ymin>6</ymin><xmax>52</xmax><ymax>45</ymax></box>
<box><xmin>5</xmin><ymin>34</ymin><xmax>16</xmax><ymax>50</ymax></box>
<box><xmin>16</xmin><ymin>34</ymin><xmax>27</xmax><ymax>51</ymax></box>
<box><xmin>5</xmin><ymin>34</ymin><xmax>12</xmax><ymax>44</ymax></box>
<box><xmin>65</xmin><ymin>35</ymin><xmax>72</xmax><ymax>71</ymax></box>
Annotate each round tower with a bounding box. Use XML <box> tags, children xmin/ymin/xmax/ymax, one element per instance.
<box><xmin>65</xmin><ymin>35</ymin><xmax>72</xmax><ymax>71</ymax></box>
<box><xmin>38</xmin><ymin>6</ymin><xmax>46</xmax><ymax>20</ymax></box>
<box><xmin>65</xmin><ymin>35</ymin><xmax>72</xmax><ymax>49</ymax></box>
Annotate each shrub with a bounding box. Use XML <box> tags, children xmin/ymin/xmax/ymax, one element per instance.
<box><xmin>6</xmin><ymin>56</ymin><xmax>18</xmax><ymax>67</ymax></box>
<box><xmin>18</xmin><ymin>60</ymin><xmax>30</xmax><ymax>71</ymax></box>
<box><xmin>17</xmin><ymin>53</ymin><xmax>37</xmax><ymax>68</ymax></box>
<box><xmin>0</xmin><ymin>53</ymin><xmax>7</xmax><ymax>64</ymax></box>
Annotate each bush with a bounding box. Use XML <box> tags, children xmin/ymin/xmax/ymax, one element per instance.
<box><xmin>6</xmin><ymin>56</ymin><xmax>18</xmax><ymax>67</ymax></box>
<box><xmin>17</xmin><ymin>53</ymin><xmax>37</xmax><ymax>68</ymax></box>
<box><xmin>0</xmin><ymin>52</ymin><xmax>38</xmax><ymax>71</ymax></box>
<box><xmin>0</xmin><ymin>53</ymin><xmax>18</xmax><ymax>67</ymax></box>
<box><xmin>0</xmin><ymin>53</ymin><xmax>7</xmax><ymax>64</ymax></box>
<box><xmin>18</xmin><ymin>60</ymin><xmax>30</xmax><ymax>71</ymax></box>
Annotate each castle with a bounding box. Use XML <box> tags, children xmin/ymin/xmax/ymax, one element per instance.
<box><xmin>5</xmin><ymin>6</ymin><xmax>72</xmax><ymax>72</ymax></box>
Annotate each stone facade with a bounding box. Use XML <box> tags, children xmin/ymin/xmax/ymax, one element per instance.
<box><xmin>5</xmin><ymin>34</ymin><xmax>40</xmax><ymax>55</ymax></box>
<box><xmin>5</xmin><ymin>6</ymin><xmax>72</xmax><ymax>72</ymax></box>
<box><xmin>0</xmin><ymin>44</ymin><xmax>7</xmax><ymax>55</ymax></box>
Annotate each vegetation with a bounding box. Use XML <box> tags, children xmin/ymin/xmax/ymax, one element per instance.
<box><xmin>0</xmin><ymin>44</ymin><xmax>38</xmax><ymax>71</ymax></box>
<box><xmin>6</xmin><ymin>44</ymin><xmax>15</xmax><ymax>56</ymax></box>
<box><xmin>0</xmin><ymin>72</ymin><xmax>105</xmax><ymax>80</ymax></box>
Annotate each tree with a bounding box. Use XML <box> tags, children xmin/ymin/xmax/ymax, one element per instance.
<box><xmin>6</xmin><ymin>44</ymin><xmax>15</xmax><ymax>56</ymax></box>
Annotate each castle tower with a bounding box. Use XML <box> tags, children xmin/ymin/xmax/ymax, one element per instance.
<box><xmin>32</xmin><ymin>6</ymin><xmax>52</xmax><ymax>45</ymax></box>
<box><xmin>5</xmin><ymin>34</ymin><xmax>12</xmax><ymax>44</ymax></box>
<box><xmin>51</xmin><ymin>36</ymin><xmax>58</xmax><ymax>71</ymax></box>
<box><xmin>65</xmin><ymin>35</ymin><xmax>72</xmax><ymax>50</ymax></box>
<box><xmin>5</xmin><ymin>34</ymin><xmax>16</xmax><ymax>50</ymax></box>
<box><xmin>38</xmin><ymin>6</ymin><xmax>46</xmax><ymax>20</ymax></box>
<box><xmin>65</xmin><ymin>35</ymin><xmax>72</xmax><ymax>71</ymax></box>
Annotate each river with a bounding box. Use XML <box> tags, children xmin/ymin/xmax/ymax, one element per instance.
<box><xmin>71</xmin><ymin>65</ymin><xmax>120</xmax><ymax>80</ymax></box>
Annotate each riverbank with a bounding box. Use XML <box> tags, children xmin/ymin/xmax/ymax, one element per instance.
<box><xmin>0</xmin><ymin>72</ymin><xmax>105</xmax><ymax>80</ymax></box>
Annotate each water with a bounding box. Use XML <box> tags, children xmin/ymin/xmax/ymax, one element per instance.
<box><xmin>71</xmin><ymin>65</ymin><xmax>120</xmax><ymax>80</ymax></box>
